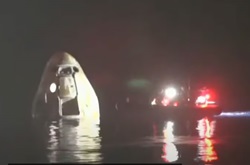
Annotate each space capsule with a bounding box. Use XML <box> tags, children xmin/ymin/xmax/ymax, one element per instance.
<box><xmin>32</xmin><ymin>52</ymin><xmax>100</xmax><ymax>124</ymax></box>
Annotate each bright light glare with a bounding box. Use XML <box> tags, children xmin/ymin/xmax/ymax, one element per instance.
<box><xmin>165</xmin><ymin>87</ymin><xmax>177</xmax><ymax>99</ymax></box>
<box><xmin>196</xmin><ymin>96</ymin><xmax>206</xmax><ymax>103</ymax></box>
<box><xmin>207</xmin><ymin>101</ymin><xmax>216</xmax><ymax>104</ymax></box>
<box><xmin>151</xmin><ymin>98</ymin><xmax>156</xmax><ymax>105</ymax></box>
<box><xmin>219</xmin><ymin>111</ymin><xmax>250</xmax><ymax>117</ymax></box>
<box><xmin>50</xmin><ymin>83</ymin><xmax>57</xmax><ymax>93</ymax></box>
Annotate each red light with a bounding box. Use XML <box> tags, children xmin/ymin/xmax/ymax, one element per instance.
<box><xmin>195</xmin><ymin>88</ymin><xmax>219</xmax><ymax>108</ymax></box>
<box><xmin>200</xmin><ymin>88</ymin><xmax>217</xmax><ymax>101</ymax></box>
<box><xmin>161</xmin><ymin>98</ymin><xmax>170</xmax><ymax>106</ymax></box>
<box><xmin>173</xmin><ymin>102</ymin><xmax>178</xmax><ymax>106</ymax></box>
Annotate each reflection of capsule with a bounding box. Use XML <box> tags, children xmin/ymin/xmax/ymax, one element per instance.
<box><xmin>32</xmin><ymin>52</ymin><xmax>100</xmax><ymax>124</ymax></box>
<box><xmin>47</xmin><ymin>119</ymin><xmax>102</xmax><ymax>163</ymax></box>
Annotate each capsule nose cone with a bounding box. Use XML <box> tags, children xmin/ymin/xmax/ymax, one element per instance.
<box><xmin>52</xmin><ymin>51</ymin><xmax>77</xmax><ymax>65</ymax></box>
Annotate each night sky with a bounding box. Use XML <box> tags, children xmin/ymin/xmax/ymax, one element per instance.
<box><xmin>1</xmin><ymin>1</ymin><xmax>250</xmax><ymax>114</ymax></box>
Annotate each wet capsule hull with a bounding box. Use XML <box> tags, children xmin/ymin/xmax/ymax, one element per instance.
<box><xmin>32</xmin><ymin>52</ymin><xmax>100</xmax><ymax>124</ymax></box>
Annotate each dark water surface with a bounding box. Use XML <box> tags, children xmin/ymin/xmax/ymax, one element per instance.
<box><xmin>4</xmin><ymin>111</ymin><xmax>250</xmax><ymax>165</ymax></box>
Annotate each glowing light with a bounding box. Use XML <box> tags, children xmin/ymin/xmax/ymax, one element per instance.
<box><xmin>173</xmin><ymin>102</ymin><xmax>178</xmax><ymax>107</ymax></box>
<box><xmin>219</xmin><ymin>111</ymin><xmax>250</xmax><ymax>117</ymax></box>
<box><xmin>161</xmin><ymin>98</ymin><xmax>170</xmax><ymax>106</ymax></box>
<box><xmin>151</xmin><ymin>98</ymin><xmax>156</xmax><ymax>105</ymax></box>
<box><xmin>50</xmin><ymin>83</ymin><xmax>57</xmax><ymax>93</ymax></box>
<box><xmin>196</xmin><ymin>96</ymin><xmax>206</xmax><ymax>104</ymax></box>
<box><xmin>207</xmin><ymin>101</ymin><xmax>216</xmax><ymax>104</ymax></box>
<box><xmin>164</xmin><ymin>87</ymin><xmax>177</xmax><ymax>99</ymax></box>
<box><xmin>195</xmin><ymin>88</ymin><xmax>220</xmax><ymax>108</ymax></box>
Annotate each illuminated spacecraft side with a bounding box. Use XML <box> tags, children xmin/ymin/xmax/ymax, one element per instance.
<box><xmin>32</xmin><ymin>52</ymin><xmax>100</xmax><ymax>124</ymax></box>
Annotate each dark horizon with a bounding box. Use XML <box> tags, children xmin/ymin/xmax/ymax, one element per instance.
<box><xmin>1</xmin><ymin>1</ymin><xmax>250</xmax><ymax>112</ymax></box>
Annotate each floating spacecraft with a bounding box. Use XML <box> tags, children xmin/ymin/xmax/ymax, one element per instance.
<box><xmin>32</xmin><ymin>52</ymin><xmax>100</xmax><ymax>124</ymax></box>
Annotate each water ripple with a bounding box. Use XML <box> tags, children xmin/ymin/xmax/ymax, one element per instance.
<box><xmin>45</xmin><ymin>119</ymin><xmax>102</xmax><ymax>163</ymax></box>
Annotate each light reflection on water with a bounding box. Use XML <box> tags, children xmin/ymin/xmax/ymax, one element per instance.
<box><xmin>195</xmin><ymin>118</ymin><xmax>218</xmax><ymax>163</ymax></box>
<box><xmin>41</xmin><ymin>116</ymin><xmax>220</xmax><ymax>164</ymax></box>
<box><xmin>161</xmin><ymin>121</ymin><xmax>179</xmax><ymax>163</ymax></box>
<box><xmin>153</xmin><ymin>118</ymin><xmax>219</xmax><ymax>164</ymax></box>
<box><xmin>46</xmin><ymin>119</ymin><xmax>102</xmax><ymax>163</ymax></box>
